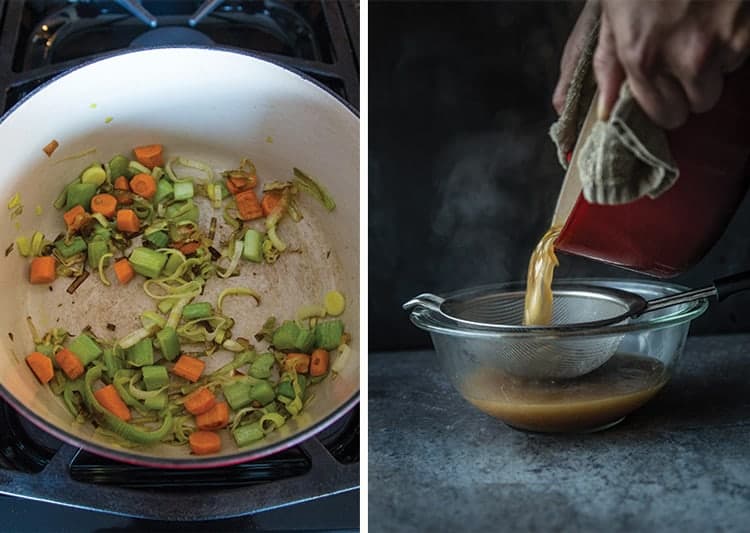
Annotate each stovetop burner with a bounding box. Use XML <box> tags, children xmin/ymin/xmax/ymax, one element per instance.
<box><xmin>0</xmin><ymin>0</ymin><xmax>359</xmax><ymax>521</ymax></box>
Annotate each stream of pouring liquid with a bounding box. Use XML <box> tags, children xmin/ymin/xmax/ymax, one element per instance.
<box><xmin>523</xmin><ymin>226</ymin><xmax>562</xmax><ymax>326</ymax></box>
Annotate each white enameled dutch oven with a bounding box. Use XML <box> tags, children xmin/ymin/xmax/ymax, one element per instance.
<box><xmin>0</xmin><ymin>47</ymin><xmax>359</xmax><ymax>468</ymax></box>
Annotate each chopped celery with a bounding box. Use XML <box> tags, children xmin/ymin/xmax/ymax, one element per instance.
<box><xmin>173</xmin><ymin>181</ymin><xmax>194</xmax><ymax>201</ymax></box>
<box><xmin>35</xmin><ymin>344</ymin><xmax>54</xmax><ymax>357</ymax></box>
<box><xmin>90</xmin><ymin>226</ymin><xmax>112</xmax><ymax>242</ymax></box>
<box><xmin>295</xmin><ymin>328</ymin><xmax>315</xmax><ymax>353</ymax></box>
<box><xmin>145</xmin><ymin>231</ymin><xmax>169</xmax><ymax>248</ymax></box>
<box><xmin>87</xmin><ymin>239</ymin><xmax>109</xmax><ymax>270</ymax></box>
<box><xmin>277</xmin><ymin>380</ymin><xmax>294</xmax><ymax>399</ymax></box>
<box><xmin>154</xmin><ymin>178</ymin><xmax>174</xmax><ymax>204</ymax></box>
<box><xmin>102</xmin><ymin>348</ymin><xmax>122</xmax><ymax>379</ymax></box>
<box><xmin>183</xmin><ymin>302</ymin><xmax>213</xmax><ymax>321</ymax></box>
<box><xmin>80</xmin><ymin>164</ymin><xmax>106</xmax><ymax>186</ymax></box>
<box><xmin>250</xmin><ymin>381</ymin><xmax>275</xmax><ymax>405</ymax></box>
<box><xmin>142</xmin><ymin>365</ymin><xmax>168</xmax><ymax>390</ymax></box>
<box><xmin>157</xmin><ymin>299</ymin><xmax>175</xmax><ymax>314</ymax></box>
<box><xmin>272</xmin><ymin>321</ymin><xmax>300</xmax><ymax>351</ymax></box>
<box><xmin>109</xmin><ymin>155</ymin><xmax>130</xmax><ymax>178</ymax></box>
<box><xmin>16</xmin><ymin>236</ymin><xmax>31</xmax><ymax>257</ymax></box>
<box><xmin>314</xmin><ymin>320</ymin><xmax>344</xmax><ymax>350</ymax></box>
<box><xmin>165</xmin><ymin>201</ymin><xmax>199</xmax><ymax>224</ymax></box>
<box><xmin>65</xmin><ymin>182</ymin><xmax>97</xmax><ymax>211</ymax></box>
<box><xmin>127</xmin><ymin>338</ymin><xmax>154</xmax><ymax>367</ymax></box>
<box><xmin>162</xmin><ymin>252</ymin><xmax>183</xmax><ymax>276</ymax></box>
<box><xmin>249</xmin><ymin>353</ymin><xmax>275</xmax><ymax>379</ymax></box>
<box><xmin>55</xmin><ymin>236</ymin><xmax>87</xmax><ymax>258</ymax></box>
<box><xmin>68</xmin><ymin>334</ymin><xmax>102</xmax><ymax>366</ymax></box>
<box><xmin>129</xmin><ymin>247</ymin><xmax>167</xmax><ymax>278</ymax></box>
<box><xmin>156</xmin><ymin>327</ymin><xmax>180</xmax><ymax>361</ymax></box>
<box><xmin>233</xmin><ymin>422</ymin><xmax>264</xmax><ymax>447</ymax></box>
<box><xmin>144</xmin><ymin>391</ymin><xmax>168</xmax><ymax>411</ymax></box>
<box><xmin>222</xmin><ymin>381</ymin><xmax>253</xmax><ymax>410</ymax></box>
<box><xmin>243</xmin><ymin>229</ymin><xmax>263</xmax><ymax>263</ymax></box>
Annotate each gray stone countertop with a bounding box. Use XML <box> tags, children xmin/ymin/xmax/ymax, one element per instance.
<box><xmin>369</xmin><ymin>334</ymin><xmax>750</xmax><ymax>532</ymax></box>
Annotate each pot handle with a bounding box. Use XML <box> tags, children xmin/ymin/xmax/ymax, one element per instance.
<box><xmin>714</xmin><ymin>269</ymin><xmax>750</xmax><ymax>301</ymax></box>
<box><xmin>402</xmin><ymin>293</ymin><xmax>445</xmax><ymax>313</ymax></box>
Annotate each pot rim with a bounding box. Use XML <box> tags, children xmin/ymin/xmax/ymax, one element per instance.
<box><xmin>408</xmin><ymin>278</ymin><xmax>709</xmax><ymax>340</ymax></box>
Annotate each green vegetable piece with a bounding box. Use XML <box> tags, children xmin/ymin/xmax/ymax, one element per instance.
<box><xmin>142</xmin><ymin>365</ymin><xmax>168</xmax><ymax>390</ymax></box>
<box><xmin>314</xmin><ymin>320</ymin><xmax>344</xmax><ymax>350</ymax></box>
<box><xmin>154</xmin><ymin>178</ymin><xmax>174</xmax><ymax>204</ymax></box>
<box><xmin>91</xmin><ymin>226</ymin><xmax>112</xmax><ymax>242</ymax></box>
<box><xmin>242</xmin><ymin>229</ymin><xmax>263</xmax><ymax>263</ymax></box>
<box><xmin>68</xmin><ymin>334</ymin><xmax>102</xmax><ymax>366</ymax></box>
<box><xmin>145</xmin><ymin>230</ymin><xmax>169</xmax><ymax>249</ymax></box>
<box><xmin>297</xmin><ymin>374</ymin><xmax>308</xmax><ymax>395</ymax></box>
<box><xmin>80</xmin><ymin>164</ymin><xmax>106</xmax><ymax>187</ymax></box>
<box><xmin>163</xmin><ymin>253</ymin><xmax>183</xmax><ymax>276</ymax></box>
<box><xmin>173</xmin><ymin>181</ymin><xmax>194</xmax><ymax>201</ymax></box>
<box><xmin>277</xmin><ymin>380</ymin><xmax>294</xmax><ymax>400</ymax></box>
<box><xmin>232</xmin><ymin>421</ymin><xmax>264</xmax><ymax>447</ymax></box>
<box><xmin>183</xmin><ymin>302</ymin><xmax>213</xmax><ymax>321</ymax></box>
<box><xmin>250</xmin><ymin>381</ymin><xmax>275</xmax><ymax>405</ymax></box>
<box><xmin>144</xmin><ymin>391</ymin><xmax>168</xmax><ymax>411</ymax></box>
<box><xmin>156</xmin><ymin>327</ymin><xmax>180</xmax><ymax>361</ymax></box>
<box><xmin>102</xmin><ymin>348</ymin><xmax>123</xmax><ymax>379</ymax></box>
<box><xmin>129</xmin><ymin>247</ymin><xmax>167</xmax><ymax>278</ymax></box>
<box><xmin>165</xmin><ymin>201</ymin><xmax>199</xmax><ymax>224</ymax></box>
<box><xmin>272</xmin><ymin>321</ymin><xmax>301</xmax><ymax>351</ymax></box>
<box><xmin>109</xmin><ymin>155</ymin><xmax>130</xmax><ymax>179</ymax></box>
<box><xmin>222</xmin><ymin>381</ymin><xmax>253</xmax><ymax>410</ymax></box>
<box><xmin>127</xmin><ymin>338</ymin><xmax>154</xmax><ymax>367</ymax></box>
<box><xmin>295</xmin><ymin>328</ymin><xmax>315</xmax><ymax>353</ymax></box>
<box><xmin>65</xmin><ymin>182</ymin><xmax>97</xmax><ymax>211</ymax></box>
<box><xmin>35</xmin><ymin>344</ymin><xmax>54</xmax><ymax>357</ymax></box>
<box><xmin>87</xmin><ymin>239</ymin><xmax>109</xmax><ymax>270</ymax></box>
<box><xmin>55</xmin><ymin>236</ymin><xmax>87</xmax><ymax>258</ymax></box>
<box><xmin>249</xmin><ymin>353</ymin><xmax>276</xmax><ymax>379</ymax></box>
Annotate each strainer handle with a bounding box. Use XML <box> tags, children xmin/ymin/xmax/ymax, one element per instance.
<box><xmin>402</xmin><ymin>293</ymin><xmax>445</xmax><ymax>313</ymax></box>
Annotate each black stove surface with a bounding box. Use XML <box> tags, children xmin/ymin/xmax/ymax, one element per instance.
<box><xmin>0</xmin><ymin>0</ymin><xmax>359</xmax><ymax>528</ymax></box>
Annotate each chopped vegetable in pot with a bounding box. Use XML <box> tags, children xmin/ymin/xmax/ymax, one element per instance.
<box><xmin>19</xmin><ymin>144</ymin><xmax>352</xmax><ymax>455</ymax></box>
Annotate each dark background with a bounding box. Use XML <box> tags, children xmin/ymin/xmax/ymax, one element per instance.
<box><xmin>369</xmin><ymin>0</ymin><xmax>750</xmax><ymax>352</ymax></box>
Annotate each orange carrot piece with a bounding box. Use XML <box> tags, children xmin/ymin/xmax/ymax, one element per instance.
<box><xmin>172</xmin><ymin>355</ymin><xmax>205</xmax><ymax>383</ymax></box>
<box><xmin>184</xmin><ymin>387</ymin><xmax>217</xmax><ymax>415</ymax></box>
<box><xmin>63</xmin><ymin>205</ymin><xmax>88</xmax><ymax>231</ymax></box>
<box><xmin>174</xmin><ymin>241</ymin><xmax>200</xmax><ymax>256</ymax></box>
<box><xmin>225</xmin><ymin>177</ymin><xmax>253</xmax><ymax>195</ymax></box>
<box><xmin>94</xmin><ymin>384</ymin><xmax>131</xmax><ymax>421</ymax></box>
<box><xmin>195</xmin><ymin>402</ymin><xmax>229</xmax><ymax>430</ymax></box>
<box><xmin>261</xmin><ymin>192</ymin><xmax>282</xmax><ymax>217</ymax></box>
<box><xmin>189</xmin><ymin>430</ymin><xmax>222</xmax><ymax>455</ymax></box>
<box><xmin>133</xmin><ymin>144</ymin><xmax>164</xmax><ymax>169</ymax></box>
<box><xmin>284</xmin><ymin>353</ymin><xmax>311</xmax><ymax>374</ymax></box>
<box><xmin>235</xmin><ymin>189</ymin><xmax>263</xmax><ymax>221</ymax></box>
<box><xmin>54</xmin><ymin>347</ymin><xmax>84</xmax><ymax>380</ymax></box>
<box><xmin>29</xmin><ymin>256</ymin><xmax>57</xmax><ymax>285</ymax></box>
<box><xmin>90</xmin><ymin>193</ymin><xmax>118</xmax><ymax>219</ymax></box>
<box><xmin>113</xmin><ymin>258</ymin><xmax>135</xmax><ymax>285</ymax></box>
<box><xmin>129</xmin><ymin>173</ymin><xmax>157</xmax><ymax>200</ymax></box>
<box><xmin>26</xmin><ymin>352</ymin><xmax>54</xmax><ymax>384</ymax></box>
<box><xmin>116</xmin><ymin>208</ymin><xmax>141</xmax><ymax>233</ymax></box>
<box><xmin>113</xmin><ymin>175</ymin><xmax>130</xmax><ymax>191</ymax></box>
<box><xmin>310</xmin><ymin>349</ymin><xmax>329</xmax><ymax>377</ymax></box>
<box><xmin>114</xmin><ymin>190</ymin><xmax>134</xmax><ymax>206</ymax></box>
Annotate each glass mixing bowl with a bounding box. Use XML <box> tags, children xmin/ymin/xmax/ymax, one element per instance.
<box><xmin>407</xmin><ymin>279</ymin><xmax>708</xmax><ymax>433</ymax></box>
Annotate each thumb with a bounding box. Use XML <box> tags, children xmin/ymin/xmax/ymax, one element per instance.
<box><xmin>592</xmin><ymin>15</ymin><xmax>626</xmax><ymax>121</ymax></box>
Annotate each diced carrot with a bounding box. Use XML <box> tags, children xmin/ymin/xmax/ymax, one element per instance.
<box><xmin>284</xmin><ymin>353</ymin><xmax>310</xmax><ymax>374</ymax></box>
<box><xmin>116</xmin><ymin>209</ymin><xmax>141</xmax><ymax>233</ymax></box>
<box><xmin>133</xmin><ymin>144</ymin><xmax>164</xmax><ymax>169</ymax></box>
<box><xmin>29</xmin><ymin>256</ymin><xmax>57</xmax><ymax>285</ymax></box>
<box><xmin>63</xmin><ymin>205</ymin><xmax>88</xmax><ymax>232</ymax></box>
<box><xmin>113</xmin><ymin>175</ymin><xmax>130</xmax><ymax>191</ymax></box>
<box><xmin>225</xmin><ymin>177</ymin><xmax>254</xmax><ymax>195</ymax></box>
<box><xmin>114</xmin><ymin>190</ymin><xmax>133</xmax><ymax>206</ymax></box>
<box><xmin>189</xmin><ymin>430</ymin><xmax>222</xmax><ymax>455</ymax></box>
<box><xmin>26</xmin><ymin>352</ymin><xmax>54</xmax><ymax>384</ymax></box>
<box><xmin>310</xmin><ymin>349</ymin><xmax>329</xmax><ymax>377</ymax></box>
<box><xmin>174</xmin><ymin>241</ymin><xmax>200</xmax><ymax>256</ymax></box>
<box><xmin>235</xmin><ymin>189</ymin><xmax>263</xmax><ymax>221</ymax></box>
<box><xmin>90</xmin><ymin>193</ymin><xmax>118</xmax><ymax>219</ymax></box>
<box><xmin>172</xmin><ymin>355</ymin><xmax>205</xmax><ymax>383</ymax></box>
<box><xmin>184</xmin><ymin>387</ymin><xmax>216</xmax><ymax>415</ymax></box>
<box><xmin>113</xmin><ymin>258</ymin><xmax>135</xmax><ymax>285</ymax></box>
<box><xmin>129</xmin><ymin>173</ymin><xmax>157</xmax><ymax>200</ymax></box>
<box><xmin>261</xmin><ymin>192</ymin><xmax>282</xmax><ymax>217</ymax></box>
<box><xmin>54</xmin><ymin>347</ymin><xmax>84</xmax><ymax>380</ymax></box>
<box><xmin>94</xmin><ymin>384</ymin><xmax>131</xmax><ymax>421</ymax></box>
<box><xmin>195</xmin><ymin>401</ymin><xmax>229</xmax><ymax>430</ymax></box>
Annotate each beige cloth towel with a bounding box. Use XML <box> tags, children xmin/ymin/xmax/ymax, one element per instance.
<box><xmin>549</xmin><ymin>26</ymin><xmax>679</xmax><ymax>205</ymax></box>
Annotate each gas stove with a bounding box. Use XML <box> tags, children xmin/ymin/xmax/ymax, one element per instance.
<box><xmin>0</xmin><ymin>0</ymin><xmax>359</xmax><ymax>526</ymax></box>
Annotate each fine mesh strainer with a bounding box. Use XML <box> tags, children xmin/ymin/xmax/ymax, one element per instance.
<box><xmin>403</xmin><ymin>271</ymin><xmax>750</xmax><ymax>379</ymax></box>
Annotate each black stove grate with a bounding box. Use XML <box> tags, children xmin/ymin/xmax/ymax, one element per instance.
<box><xmin>0</xmin><ymin>0</ymin><xmax>358</xmax><ymax>520</ymax></box>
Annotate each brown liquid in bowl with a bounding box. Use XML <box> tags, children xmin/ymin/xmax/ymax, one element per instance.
<box><xmin>459</xmin><ymin>354</ymin><xmax>668</xmax><ymax>432</ymax></box>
